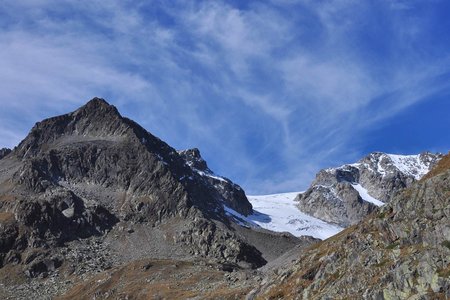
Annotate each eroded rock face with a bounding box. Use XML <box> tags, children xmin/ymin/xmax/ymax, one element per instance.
<box><xmin>255</xmin><ymin>156</ymin><xmax>450</xmax><ymax>299</ymax></box>
<box><xmin>175</xmin><ymin>218</ymin><xmax>266</xmax><ymax>269</ymax></box>
<box><xmin>296</xmin><ymin>152</ymin><xmax>442</xmax><ymax>226</ymax></box>
<box><xmin>13</xmin><ymin>188</ymin><xmax>117</xmax><ymax>243</ymax></box>
<box><xmin>0</xmin><ymin>98</ymin><xmax>265</xmax><ymax>281</ymax></box>
<box><xmin>297</xmin><ymin>182</ymin><xmax>377</xmax><ymax>227</ymax></box>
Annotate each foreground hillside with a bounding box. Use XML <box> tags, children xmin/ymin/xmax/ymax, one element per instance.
<box><xmin>252</xmin><ymin>153</ymin><xmax>450</xmax><ymax>299</ymax></box>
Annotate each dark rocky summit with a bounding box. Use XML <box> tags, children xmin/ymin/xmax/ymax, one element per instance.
<box><xmin>0</xmin><ymin>98</ymin><xmax>306</xmax><ymax>299</ymax></box>
<box><xmin>296</xmin><ymin>151</ymin><xmax>442</xmax><ymax>227</ymax></box>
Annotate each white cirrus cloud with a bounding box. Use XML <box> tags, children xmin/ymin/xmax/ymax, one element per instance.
<box><xmin>0</xmin><ymin>0</ymin><xmax>448</xmax><ymax>194</ymax></box>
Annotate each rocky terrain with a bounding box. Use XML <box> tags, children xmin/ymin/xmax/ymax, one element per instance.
<box><xmin>252</xmin><ymin>153</ymin><xmax>450</xmax><ymax>299</ymax></box>
<box><xmin>0</xmin><ymin>98</ymin><xmax>307</xmax><ymax>299</ymax></box>
<box><xmin>296</xmin><ymin>152</ymin><xmax>442</xmax><ymax>227</ymax></box>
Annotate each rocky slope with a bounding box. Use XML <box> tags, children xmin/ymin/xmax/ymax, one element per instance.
<box><xmin>252</xmin><ymin>153</ymin><xmax>450</xmax><ymax>299</ymax></box>
<box><xmin>296</xmin><ymin>152</ymin><xmax>442</xmax><ymax>227</ymax></box>
<box><xmin>0</xmin><ymin>98</ymin><xmax>307</xmax><ymax>298</ymax></box>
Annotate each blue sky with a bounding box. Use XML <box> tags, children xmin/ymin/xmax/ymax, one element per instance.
<box><xmin>0</xmin><ymin>0</ymin><xmax>449</xmax><ymax>194</ymax></box>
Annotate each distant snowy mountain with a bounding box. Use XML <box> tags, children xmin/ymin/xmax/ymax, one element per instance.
<box><xmin>296</xmin><ymin>151</ymin><xmax>442</xmax><ymax>227</ymax></box>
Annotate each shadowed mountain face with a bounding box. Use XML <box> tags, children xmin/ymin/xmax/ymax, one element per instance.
<box><xmin>0</xmin><ymin>98</ymin><xmax>293</xmax><ymax>293</ymax></box>
<box><xmin>253</xmin><ymin>154</ymin><xmax>450</xmax><ymax>299</ymax></box>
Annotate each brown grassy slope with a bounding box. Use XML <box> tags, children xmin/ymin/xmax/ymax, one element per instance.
<box><xmin>58</xmin><ymin>259</ymin><xmax>254</xmax><ymax>300</ymax></box>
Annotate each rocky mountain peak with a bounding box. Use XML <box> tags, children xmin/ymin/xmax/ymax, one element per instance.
<box><xmin>83</xmin><ymin>97</ymin><xmax>112</xmax><ymax>108</ymax></box>
<box><xmin>0</xmin><ymin>98</ymin><xmax>270</xmax><ymax>288</ymax></box>
<box><xmin>13</xmin><ymin>98</ymin><xmax>161</xmax><ymax>159</ymax></box>
<box><xmin>178</xmin><ymin>148</ymin><xmax>208</xmax><ymax>171</ymax></box>
<box><xmin>178</xmin><ymin>148</ymin><xmax>253</xmax><ymax>216</ymax></box>
<box><xmin>73</xmin><ymin>97</ymin><xmax>121</xmax><ymax>119</ymax></box>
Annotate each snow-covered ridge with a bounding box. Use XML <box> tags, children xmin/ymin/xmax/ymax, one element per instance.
<box><xmin>387</xmin><ymin>153</ymin><xmax>433</xmax><ymax>180</ymax></box>
<box><xmin>330</xmin><ymin>152</ymin><xmax>440</xmax><ymax>181</ymax></box>
<box><xmin>296</xmin><ymin>151</ymin><xmax>442</xmax><ymax>228</ymax></box>
<box><xmin>225</xmin><ymin>192</ymin><xmax>344</xmax><ymax>240</ymax></box>
<box><xmin>363</xmin><ymin>152</ymin><xmax>440</xmax><ymax>180</ymax></box>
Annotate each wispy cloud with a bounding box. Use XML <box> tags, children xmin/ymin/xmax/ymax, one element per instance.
<box><xmin>0</xmin><ymin>0</ymin><xmax>449</xmax><ymax>193</ymax></box>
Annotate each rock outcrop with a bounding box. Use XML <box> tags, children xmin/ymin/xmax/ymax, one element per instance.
<box><xmin>296</xmin><ymin>152</ymin><xmax>442</xmax><ymax>227</ymax></box>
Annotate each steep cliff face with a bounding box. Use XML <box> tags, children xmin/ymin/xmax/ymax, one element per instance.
<box><xmin>254</xmin><ymin>154</ymin><xmax>450</xmax><ymax>299</ymax></box>
<box><xmin>296</xmin><ymin>152</ymin><xmax>442</xmax><ymax>227</ymax></box>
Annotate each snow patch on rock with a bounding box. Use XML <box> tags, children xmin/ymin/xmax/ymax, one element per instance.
<box><xmin>351</xmin><ymin>184</ymin><xmax>384</xmax><ymax>206</ymax></box>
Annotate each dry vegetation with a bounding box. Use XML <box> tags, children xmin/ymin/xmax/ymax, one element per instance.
<box><xmin>0</xmin><ymin>212</ymin><xmax>14</xmax><ymax>222</ymax></box>
<box><xmin>58</xmin><ymin>259</ymin><xmax>253</xmax><ymax>300</ymax></box>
